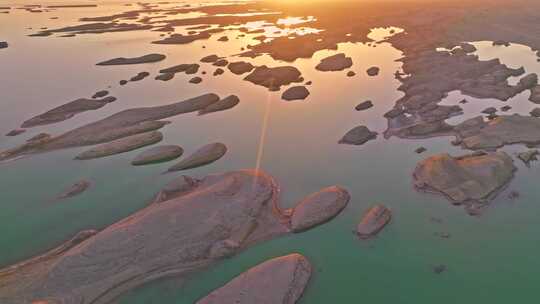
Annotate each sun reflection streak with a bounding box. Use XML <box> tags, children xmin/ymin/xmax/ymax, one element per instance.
<box><xmin>253</xmin><ymin>87</ymin><xmax>274</xmax><ymax>190</ymax></box>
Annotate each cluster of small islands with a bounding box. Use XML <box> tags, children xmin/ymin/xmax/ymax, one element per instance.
<box><xmin>2</xmin><ymin>0</ymin><xmax>540</xmax><ymax>303</ymax></box>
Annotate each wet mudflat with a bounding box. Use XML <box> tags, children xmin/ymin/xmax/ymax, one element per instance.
<box><xmin>3</xmin><ymin>0</ymin><xmax>540</xmax><ymax>303</ymax></box>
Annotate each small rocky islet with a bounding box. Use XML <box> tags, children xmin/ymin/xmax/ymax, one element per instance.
<box><xmin>357</xmin><ymin>204</ymin><xmax>392</xmax><ymax>239</ymax></box>
<box><xmin>339</xmin><ymin>126</ymin><xmax>377</xmax><ymax>145</ymax></box>
<box><xmin>315</xmin><ymin>53</ymin><xmax>353</xmax><ymax>72</ymax></box>
<box><xmin>166</xmin><ymin>142</ymin><xmax>227</xmax><ymax>172</ymax></box>
<box><xmin>244</xmin><ymin>65</ymin><xmax>304</xmax><ymax>91</ymax></box>
<box><xmin>282</xmin><ymin>86</ymin><xmax>310</xmax><ymax>101</ymax></box>
<box><xmin>414</xmin><ymin>151</ymin><xmax>516</xmax><ymax>215</ymax></box>
<box><xmin>355</xmin><ymin>100</ymin><xmax>373</xmax><ymax>111</ymax></box>
<box><xmin>131</xmin><ymin>145</ymin><xmax>184</xmax><ymax>166</ymax></box>
<box><xmin>96</xmin><ymin>53</ymin><xmax>166</xmax><ymax>65</ymax></box>
<box><xmin>56</xmin><ymin>179</ymin><xmax>92</xmax><ymax>200</ymax></box>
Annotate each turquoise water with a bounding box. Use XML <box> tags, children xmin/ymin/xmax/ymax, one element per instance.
<box><xmin>1</xmin><ymin>2</ymin><xmax>540</xmax><ymax>303</ymax></box>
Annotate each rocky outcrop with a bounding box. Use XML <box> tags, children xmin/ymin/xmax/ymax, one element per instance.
<box><xmin>530</xmin><ymin>108</ymin><xmax>540</xmax><ymax>117</ymax></box>
<box><xmin>76</xmin><ymin>131</ymin><xmax>163</xmax><ymax>160</ymax></box>
<box><xmin>0</xmin><ymin>94</ymin><xmax>220</xmax><ymax>161</ymax></box>
<box><xmin>129</xmin><ymin>71</ymin><xmax>150</xmax><ymax>82</ymax></box>
<box><xmin>0</xmin><ymin>170</ymin><xmax>348</xmax><ymax>304</ymax></box>
<box><xmin>155</xmin><ymin>72</ymin><xmax>175</xmax><ymax>81</ymax></box>
<box><xmin>455</xmin><ymin>115</ymin><xmax>540</xmax><ymax>150</ymax></box>
<box><xmin>152</xmin><ymin>29</ymin><xmax>224</xmax><ymax>44</ymax></box>
<box><xmin>198</xmin><ymin>95</ymin><xmax>240</xmax><ymax>115</ymax></box>
<box><xmin>459</xmin><ymin>43</ymin><xmax>477</xmax><ymax>53</ymax></box>
<box><xmin>482</xmin><ymin>107</ymin><xmax>497</xmax><ymax>115</ymax></box>
<box><xmin>339</xmin><ymin>126</ymin><xmax>377</xmax><ymax>145</ymax></box>
<box><xmin>189</xmin><ymin>76</ymin><xmax>203</xmax><ymax>84</ymax></box>
<box><xmin>212</xmin><ymin>59</ymin><xmax>228</xmax><ymax>67</ymax></box>
<box><xmin>413</xmin><ymin>152</ymin><xmax>516</xmax><ymax>213</ymax></box>
<box><xmin>493</xmin><ymin>40</ymin><xmax>510</xmax><ymax>47</ymax></box>
<box><xmin>157</xmin><ymin>64</ymin><xmax>200</xmax><ymax>81</ymax></box>
<box><xmin>56</xmin><ymin>180</ymin><xmax>91</xmax><ymax>200</ymax></box>
<box><xmin>151</xmin><ymin>175</ymin><xmax>200</xmax><ymax>204</ymax></box>
<box><xmin>366</xmin><ymin>67</ymin><xmax>380</xmax><ymax>76</ymax></box>
<box><xmin>282</xmin><ymin>86</ymin><xmax>310</xmax><ymax>101</ymax></box>
<box><xmin>244</xmin><ymin>66</ymin><xmax>303</xmax><ymax>91</ymax></box>
<box><xmin>200</xmin><ymin>54</ymin><xmax>221</xmax><ymax>63</ymax></box>
<box><xmin>315</xmin><ymin>53</ymin><xmax>353</xmax><ymax>71</ymax></box>
<box><xmin>5</xmin><ymin>129</ymin><xmax>26</xmax><ymax>137</ymax></box>
<box><xmin>30</xmin><ymin>23</ymin><xmax>152</xmax><ymax>37</ymax></box>
<box><xmin>21</xmin><ymin>97</ymin><xmax>116</xmax><ymax>128</ymax></box>
<box><xmin>384</xmin><ymin>48</ymin><xmax>530</xmax><ymax>141</ymax></box>
<box><xmin>415</xmin><ymin>147</ymin><xmax>427</xmax><ymax>154</ymax></box>
<box><xmin>28</xmin><ymin>133</ymin><xmax>51</xmax><ymax>143</ymax></box>
<box><xmin>529</xmin><ymin>86</ymin><xmax>540</xmax><ymax>103</ymax></box>
<box><xmin>517</xmin><ymin>149</ymin><xmax>539</xmax><ymax>166</ymax></box>
<box><xmin>92</xmin><ymin>90</ymin><xmax>109</xmax><ymax>99</ymax></box>
<box><xmin>196</xmin><ymin>254</ymin><xmax>312</xmax><ymax>304</ymax></box>
<box><xmin>96</xmin><ymin>53</ymin><xmax>165</xmax><ymax>65</ymax></box>
<box><xmin>167</xmin><ymin>142</ymin><xmax>227</xmax><ymax>172</ymax></box>
<box><xmin>356</xmin><ymin>205</ymin><xmax>392</xmax><ymax>239</ymax></box>
<box><xmin>227</xmin><ymin>61</ymin><xmax>254</xmax><ymax>75</ymax></box>
<box><xmin>291</xmin><ymin>186</ymin><xmax>350</xmax><ymax>232</ymax></box>
<box><xmin>165</xmin><ymin>64</ymin><xmax>200</xmax><ymax>75</ymax></box>
<box><xmin>355</xmin><ymin>100</ymin><xmax>373</xmax><ymax>111</ymax></box>
<box><xmin>213</xmin><ymin>68</ymin><xmax>224</xmax><ymax>76</ymax></box>
<box><xmin>131</xmin><ymin>145</ymin><xmax>184</xmax><ymax>166</ymax></box>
